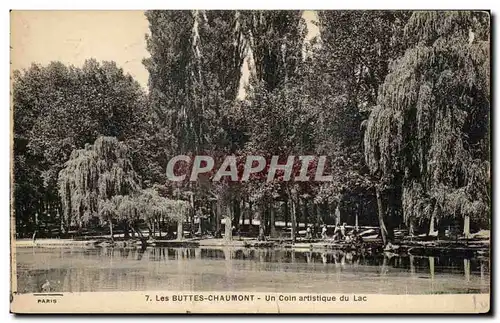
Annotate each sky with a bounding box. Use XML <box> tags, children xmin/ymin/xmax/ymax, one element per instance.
<box><xmin>11</xmin><ymin>10</ymin><xmax>318</xmax><ymax>90</ymax></box>
<box><xmin>11</xmin><ymin>11</ymin><xmax>151</xmax><ymax>87</ymax></box>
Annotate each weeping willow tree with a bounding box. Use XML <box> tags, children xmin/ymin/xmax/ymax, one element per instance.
<box><xmin>135</xmin><ymin>188</ymin><xmax>190</xmax><ymax>240</ymax></box>
<box><xmin>112</xmin><ymin>195</ymin><xmax>143</xmax><ymax>239</ymax></box>
<box><xmin>97</xmin><ymin>199</ymin><xmax>116</xmax><ymax>240</ymax></box>
<box><xmin>169</xmin><ymin>199</ymin><xmax>191</xmax><ymax>240</ymax></box>
<box><xmin>58</xmin><ymin>136</ymin><xmax>141</xmax><ymax>237</ymax></box>
<box><xmin>364</xmin><ymin>11</ymin><xmax>490</xmax><ymax>244</ymax></box>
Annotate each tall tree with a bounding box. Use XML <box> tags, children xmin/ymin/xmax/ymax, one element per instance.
<box><xmin>12</xmin><ymin>60</ymin><xmax>145</xmax><ymax>236</ymax></box>
<box><xmin>58</xmin><ymin>136</ymin><xmax>141</xmax><ymax>234</ymax></box>
<box><xmin>144</xmin><ymin>10</ymin><xmax>250</xmax><ymax>238</ymax></box>
<box><xmin>301</xmin><ymin>11</ymin><xmax>411</xmax><ymax>236</ymax></box>
<box><xmin>144</xmin><ymin>10</ymin><xmax>245</xmax><ymax>155</ymax></box>
<box><xmin>240</xmin><ymin>10</ymin><xmax>306</xmax><ymax>92</ymax></box>
<box><xmin>238</xmin><ymin>11</ymin><xmax>308</xmax><ymax>240</ymax></box>
<box><xmin>364</xmin><ymin>11</ymin><xmax>490</xmax><ymax>243</ymax></box>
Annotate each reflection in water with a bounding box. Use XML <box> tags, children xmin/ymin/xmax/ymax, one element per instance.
<box><xmin>429</xmin><ymin>256</ymin><xmax>435</xmax><ymax>280</ymax></box>
<box><xmin>464</xmin><ymin>258</ymin><xmax>471</xmax><ymax>283</ymax></box>
<box><xmin>16</xmin><ymin>246</ymin><xmax>490</xmax><ymax>294</ymax></box>
<box><xmin>321</xmin><ymin>252</ymin><xmax>327</xmax><ymax>264</ymax></box>
<box><xmin>480</xmin><ymin>261</ymin><xmax>486</xmax><ymax>285</ymax></box>
<box><xmin>380</xmin><ymin>255</ymin><xmax>387</xmax><ymax>276</ymax></box>
<box><xmin>429</xmin><ymin>256</ymin><xmax>435</xmax><ymax>294</ymax></box>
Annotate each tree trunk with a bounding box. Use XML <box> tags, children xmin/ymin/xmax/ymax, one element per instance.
<box><xmin>197</xmin><ymin>217</ymin><xmax>203</xmax><ymax>235</ymax></box>
<box><xmin>376</xmin><ymin>186</ymin><xmax>388</xmax><ymax>245</ymax></box>
<box><xmin>335</xmin><ymin>205</ymin><xmax>341</xmax><ymax>226</ymax></box>
<box><xmin>177</xmin><ymin>219</ymin><xmax>183</xmax><ymax>240</ymax></box>
<box><xmin>148</xmin><ymin>221</ymin><xmax>153</xmax><ymax>239</ymax></box>
<box><xmin>248</xmin><ymin>201</ymin><xmax>253</xmax><ymax>226</ymax></box>
<box><xmin>130</xmin><ymin>225</ymin><xmax>147</xmax><ymax>248</ymax></box>
<box><xmin>216</xmin><ymin>200</ymin><xmax>221</xmax><ymax>237</ymax></box>
<box><xmin>233</xmin><ymin>199</ymin><xmax>241</xmax><ymax>231</ymax></box>
<box><xmin>248</xmin><ymin>201</ymin><xmax>254</xmax><ymax>237</ymax></box>
<box><xmin>258</xmin><ymin>205</ymin><xmax>266</xmax><ymax>240</ymax></box>
<box><xmin>190</xmin><ymin>193</ymin><xmax>195</xmax><ymax>236</ymax></box>
<box><xmin>302</xmin><ymin>199</ymin><xmax>308</xmax><ymax>227</ymax></box>
<box><xmin>131</xmin><ymin>225</ymin><xmax>144</xmax><ymax>238</ymax></box>
<box><xmin>463</xmin><ymin>214</ymin><xmax>470</xmax><ymax>239</ymax></box>
<box><xmin>224</xmin><ymin>204</ymin><xmax>232</xmax><ymax>241</ymax></box>
<box><xmin>270</xmin><ymin>202</ymin><xmax>277</xmax><ymax>238</ymax></box>
<box><xmin>209</xmin><ymin>201</ymin><xmax>214</xmax><ymax>232</ymax></box>
<box><xmin>266</xmin><ymin>206</ymin><xmax>271</xmax><ymax>235</ymax></box>
<box><xmin>429</xmin><ymin>211</ymin><xmax>437</xmax><ymax>236</ymax></box>
<box><xmin>409</xmin><ymin>220</ymin><xmax>415</xmax><ymax>236</ymax></box>
<box><xmin>109</xmin><ymin>220</ymin><xmax>114</xmax><ymax>243</ymax></box>
<box><xmin>241</xmin><ymin>200</ymin><xmax>246</xmax><ymax>233</ymax></box>
<box><xmin>124</xmin><ymin>223</ymin><xmax>130</xmax><ymax>239</ymax></box>
<box><xmin>59</xmin><ymin>215</ymin><xmax>66</xmax><ymax>238</ymax></box>
<box><xmin>284</xmin><ymin>201</ymin><xmax>289</xmax><ymax>227</ymax></box>
<box><xmin>437</xmin><ymin>219</ymin><xmax>446</xmax><ymax>239</ymax></box>
<box><xmin>130</xmin><ymin>222</ymin><xmax>135</xmax><ymax>238</ymax></box>
<box><xmin>315</xmin><ymin>203</ymin><xmax>322</xmax><ymax>238</ymax></box>
<box><xmin>290</xmin><ymin>197</ymin><xmax>297</xmax><ymax>243</ymax></box>
<box><xmin>32</xmin><ymin>212</ymin><xmax>40</xmax><ymax>243</ymax></box>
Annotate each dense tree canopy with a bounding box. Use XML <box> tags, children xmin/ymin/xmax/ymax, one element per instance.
<box><xmin>58</xmin><ymin>136</ymin><xmax>141</xmax><ymax>228</ymax></box>
<box><xmin>13</xmin><ymin>11</ymin><xmax>490</xmax><ymax>244</ymax></box>
<box><xmin>13</xmin><ymin>60</ymin><xmax>146</xmax><ymax>236</ymax></box>
<box><xmin>364</xmin><ymin>11</ymin><xmax>490</xmax><ymax>240</ymax></box>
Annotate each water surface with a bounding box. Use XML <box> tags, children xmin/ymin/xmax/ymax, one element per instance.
<box><xmin>15</xmin><ymin>246</ymin><xmax>490</xmax><ymax>294</ymax></box>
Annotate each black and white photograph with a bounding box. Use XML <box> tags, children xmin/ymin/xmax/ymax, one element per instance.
<box><xmin>9</xmin><ymin>9</ymin><xmax>491</xmax><ymax>313</ymax></box>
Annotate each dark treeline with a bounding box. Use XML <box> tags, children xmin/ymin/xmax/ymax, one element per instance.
<box><xmin>13</xmin><ymin>11</ymin><xmax>490</xmax><ymax>245</ymax></box>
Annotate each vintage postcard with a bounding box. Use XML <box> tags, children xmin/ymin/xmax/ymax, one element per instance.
<box><xmin>10</xmin><ymin>10</ymin><xmax>491</xmax><ymax>314</ymax></box>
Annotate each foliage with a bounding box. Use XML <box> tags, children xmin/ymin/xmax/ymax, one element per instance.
<box><xmin>58</xmin><ymin>136</ymin><xmax>141</xmax><ymax>227</ymax></box>
<box><xmin>13</xmin><ymin>60</ymin><xmax>146</xmax><ymax>234</ymax></box>
<box><xmin>138</xmin><ymin>188</ymin><xmax>190</xmax><ymax>223</ymax></box>
<box><xmin>364</xmin><ymin>11</ymin><xmax>490</xmax><ymax>227</ymax></box>
<box><xmin>13</xmin><ymin>10</ymin><xmax>491</xmax><ymax>239</ymax></box>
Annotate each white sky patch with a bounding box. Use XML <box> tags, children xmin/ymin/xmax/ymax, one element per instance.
<box><xmin>11</xmin><ymin>10</ymin><xmax>320</xmax><ymax>97</ymax></box>
<box><xmin>237</xmin><ymin>10</ymin><xmax>320</xmax><ymax>100</ymax></box>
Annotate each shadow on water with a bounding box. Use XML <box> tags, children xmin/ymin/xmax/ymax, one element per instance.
<box><xmin>15</xmin><ymin>246</ymin><xmax>490</xmax><ymax>294</ymax></box>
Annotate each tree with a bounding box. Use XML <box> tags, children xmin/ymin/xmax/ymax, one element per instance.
<box><xmin>144</xmin><ymin>10</ymin><xmax>251</xmax><ymax>238</ymax></box>
<box><xmin>237</xmin><ymin>11</ymin><xmax>307</xmax><ymax>241</ymax></box>
<box><xmin>136</xmin><ymin>187</ymin><xmax>190</xmax><ymax>240</ymax></box>
<box><xmin>58</xmin><ymin>136</ymin><xmax>141</xmax><ymax>235</ymax></box>
<box><xmin>13</xmin><ymin>151</ymin><xmax>44</xmax><ymax>237</ymax></box>
<box><xmin>364</xmin><ymin>11</ymin><xmax>490</xmax><ymax>243</ymax></box>
<box><xmin>239</xmin><ymin>10</ymin><xmax>306</xmax><ymax>92</ymax></box>
<box><xmin>242</xmin><ymin>82</ymin><xmax>316</xmax><ymax>241</ymax></box>
<box><xmin>305</xmin><ymin>11</ymin><xmax>413</xmax><ymax>241</ymax></box>
<box><xmin>316</xmin><ymin>11</ymin><xmax>410</xmax><ymax>114</ymax></box>
<box><xmin>13</xmin><ymin>60</ymin><xmax>145</xmax><ymax>236</ymax></box>
<box><xmin>144</xmin><ymin>11</ymin><xmax>243</xmax><ymax>155</ymax></box>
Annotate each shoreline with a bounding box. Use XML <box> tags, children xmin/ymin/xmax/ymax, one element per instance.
<box><xmin>14</xmin><ymin>236</ymin><xmax>489</xmax><ymax>258</ymax></box>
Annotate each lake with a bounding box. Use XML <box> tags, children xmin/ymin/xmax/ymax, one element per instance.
<box><xmin>15</xmin><ymin>246</ymin><xmax>489</xmax><ymax>295</ymax></box>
